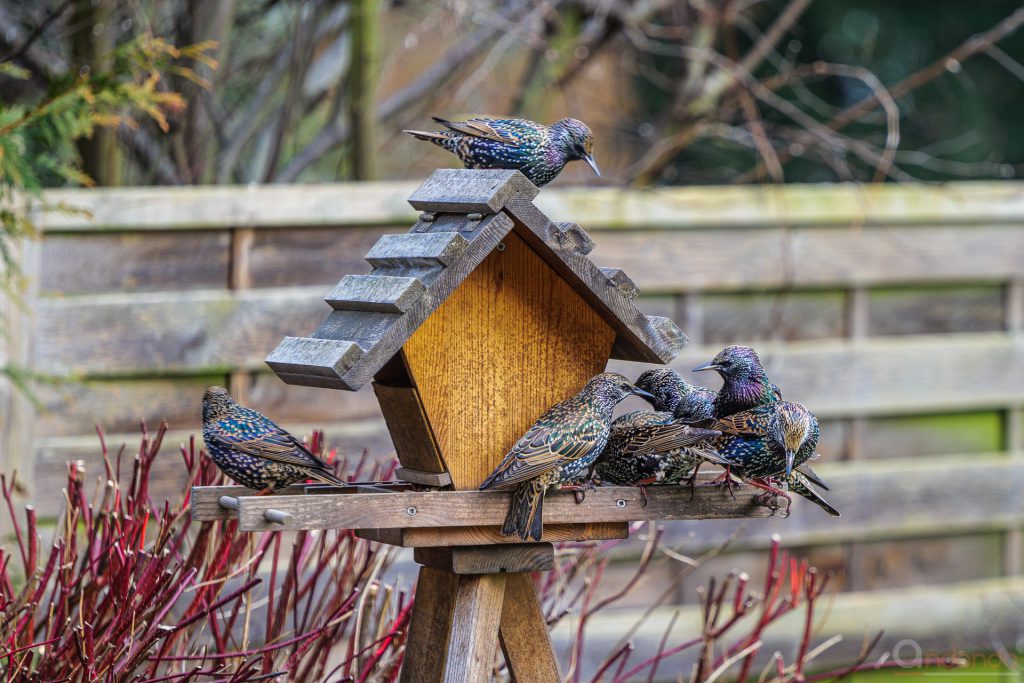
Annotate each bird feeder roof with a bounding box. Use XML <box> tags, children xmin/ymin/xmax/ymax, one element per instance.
<box><xmin>265</xmin><ymin>169</ymin><xmax>687</xmax><ymax>391</ymax></box>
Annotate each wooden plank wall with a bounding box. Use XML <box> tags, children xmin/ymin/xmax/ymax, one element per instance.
<box><xmin>14</xmin><ymin>180</ymin><xmax>1024</xmax><ymax>672</ymax></box>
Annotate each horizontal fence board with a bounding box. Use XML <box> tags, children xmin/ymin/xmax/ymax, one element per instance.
<box><xmin>248</xmin><ymin>227</ymin><xmax>383</xmax><ymax>288</ymax></box>
<box><xmin>654</xmin><ymin>455</ymin><xmax>1024</xmax><ymax>553</ymax></box>
<box><xmin>39</xmin><ymin>231</ymin><xmax>230</xmax><ymax>295</ymax></box>
<box><xmin>591</xmin><ymin>223</ymin><xmax>1024</xmax><ymax>292</ymax></box>
<box><xmin>33</xmin><ymin>181</ymin><xmax>1024</xmax><ymax>231</ymax></box>
<box><xmin>32</xmin><ymin>284</ymin><xmax>1024</xmax><ymax>417</ymax></box>
<box><xmin>552</xmin><ymin>576</ymin><xmax>1024</xmax><ymax>678</ymax></box>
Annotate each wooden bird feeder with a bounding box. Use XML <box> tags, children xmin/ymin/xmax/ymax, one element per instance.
<box><xmin>191</xmin><ymin>169</ymin><xmax>772</xmax><ymax>682</ymax></box>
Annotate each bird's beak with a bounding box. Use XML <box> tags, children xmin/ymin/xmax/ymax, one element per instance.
<box><xmin>583</xmin><ymin>153</ymin><xmax>601</xmax><ymax>177</ymax></box>
<box><xmin>631</xmin><ymin>387</ymin><xmax>657</xmax><ymax>402</ymax></box>
<box><xmin>785</xmin><ymin>449</ymin><xmax>796</xmax><ymax>478</ymax></box>
<box><xmin>692</xmin><ymin>362</ymin><xmax>721</xmax><ymax>373</ymax></box>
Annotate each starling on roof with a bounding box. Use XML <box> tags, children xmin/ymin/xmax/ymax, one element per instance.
<box><xmin>404</xmin><ymin>116</ymin><xmax>600</xmax><ymax>186</ymax></box>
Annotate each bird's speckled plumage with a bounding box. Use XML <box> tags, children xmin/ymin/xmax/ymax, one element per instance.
<box><xmin>480</xmin><ymin>373</ymin><xmax>653</xmax><ymax>540</ymax></box>
<box><xmin>202</xmin><ymin>386</ymin><xmax>345</xmax><ymax>491</ymax></box>
<box><xmin>595</xmin><ymin>410</ymin><xmax>722</xmax><ymax>486</ymax></box>
<box><xmin>404</xmin><ymin>116</ymin><xmax>599</xmax><ymax>186</ymax></box>
<box><xmin>635</xmin><ymin>369</ymin><xmax>716</xmax><ymax>423</ymax></box>
<box><xmin>693</xmin><ymin>346</ymin><xmax>782</xmax><ymax>418</ymax></box>
<box><xmin>713</xmin><ymin>402</ymin><xmax>838</xmax><ymax>516</ymax></box>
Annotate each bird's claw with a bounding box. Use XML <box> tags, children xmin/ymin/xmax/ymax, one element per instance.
<box><xmin>560</xmin><ymin>479</ymin><xmax>598</xmax><ymax>505</ymax></box>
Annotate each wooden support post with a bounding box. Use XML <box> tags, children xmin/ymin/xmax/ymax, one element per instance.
<box><xmin>400</xmin><ymin>567</ymin><xmax>459</xmax><ymax>683</ymax></box>
<box><xmin>499</xmin><ymin>573</ymin><xmax>561</xmax><ymax>682</ymax></box>
<box><xmin>228</xmin><ymin>226</ymin><xmax>255</xmax><ymax>402</ymax></box>
<box><xmin>1004</xmin><ymin>280</ymin><xmax>1023</xmax><ymax>576</ymax></box>
<box><xmin>443</xmin><ymin>573</ymin><xmax>508</xmax><ymax>682</ymax></box>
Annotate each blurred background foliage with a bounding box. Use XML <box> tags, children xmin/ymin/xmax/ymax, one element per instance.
<box><xmin>0</xmin><ymin>0</ymin><xmax>1021</xmax><ymax>189</ymax></box>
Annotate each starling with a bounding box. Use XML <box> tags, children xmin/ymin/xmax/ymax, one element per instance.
<box><xmin>713</xmin><ymin>401</ymin><xmax>839</xmax><ymax>516</ymax></box>
<box><xmin>202</xmin><ymin>386</ymin><xmax>346</xmax><ymax>491</ymax></box>
<box><xmin>692</xmin><ymin>345</ymin><xmax>782</xmax><ymax>418</ymax></box>
<box><xmin>635</xmin><ymin>368</ymin><xmax>717</xmax><ymax>422</ymax></box>
<box><xmin>404</xmin><ymin>116</ymin><xmax>600</xmax><ymax>187</ymax></box>
<box><xmin>595</xmin><ymin>410</ymin><xmax>722</xmax><ymax>487</ymax></box>
<box><xmin>479</xmin><ymin>373</ymin><xmax>655</xmax><ymax>541</ymax></box>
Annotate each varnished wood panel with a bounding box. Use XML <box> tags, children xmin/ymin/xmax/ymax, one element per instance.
<box><xmin>402</xmin><ymin>231</ymin><xmax>616</xmax><ymax>490</ymax></box>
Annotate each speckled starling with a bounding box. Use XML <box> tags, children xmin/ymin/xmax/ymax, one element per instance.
<box><xmin>595</xmin><ymin>410</ymin><xmax>722</xmax><ymax>486</ymax></box>
<box><xmin>202</xmin><ymin>386</ymin><xmax>346</xmax><ymax>491</ymax></box>
<box><xmin>692</xmin><ymin>345</ymin><xmax>782</xmax><ymax>418</ymax></box>
<box><xmin>713</xmin><ymin>401</ymin><xmax>839</xmax><ymax>516</ymax></box>
<box><xmin>635</xmin><ymin>368</ymin><xmax>717</xmax><ymax>423</ymax></box>
<box><xmin>404</xmin><ymin>116</ymin><xmax>600</xmax><ymax>187</ymax></box>
<box><xmin>479</xmin><ymin>373</ymin><xmax>655</xmax><ymax>541</ymax></box>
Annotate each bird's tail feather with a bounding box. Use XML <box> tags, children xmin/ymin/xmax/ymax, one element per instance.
<box><xmin>307</xmin><ymin>468</ymin><xmax>347</xmax><ymax>488</ymax></box>
<box><xmin>791</xmin><ymin>474</ymin><xmax>840</xmax><ymax>517</ymax></box>
<box><xmin>403</xmin><ymin>129</ymin><xmax>450</xmax><ymax>145</ymax></box>
<box><xmin>502</xmin><ymin>481</ymin><xmax>545</xmax><ymax>541</ymax></box>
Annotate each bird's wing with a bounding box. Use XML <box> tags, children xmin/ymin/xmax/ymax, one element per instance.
<box><xmin>619</xmin><ymin>422</ymin><xmax>721</xmax><ymax>456</ymax></box>
<box><xmin>432</xmin><ymin>117</ymin><xmax>513</xmax><ymax>143</ymax></box>
<box><xmin>207</xmin><ymin>411</ymin><xmax>328</xmax><ymax>469</ymax></box>
<box><xmin>713</xmin><ymin>409</ymin><xmax>769</xmax><ymax>438</ymax></box>
<box><xmin>480</xmin><ymin>419</ymin><xmax>604</xmax><ymax>489</ymax></box>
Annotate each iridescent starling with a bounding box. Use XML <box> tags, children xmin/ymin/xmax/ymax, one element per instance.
<box><xmin>713</xmin><ymin>401</ymin><xmax>839</xmax><ymax>516</ymax></box>
<box><xmin>595</xmin><ymin>410</ymin><xmax>722</xmax><ymax>486</ymax></box>
<box><xmin>202</xmin><ymin>386</ymin><xmax>346</xmax><ymax>491</ymax></box>
<box><xmin>692</xmin><ymin>345</ymin><xmax>782</xmax><ymax>418</ymax></box>
<box><xmin>479</xmin><ymin>373</ymin><xmax>655</xmax><ymax>541</ymax></box>
<box><xmin>404</xmin><ymin>116</ymin><xmax>600</xmax><ymax>187</ymax></box>
<box><xmin>635</xmin><ymin>368</ymin><xmax>717</xmax><ymax>423</ymax></box>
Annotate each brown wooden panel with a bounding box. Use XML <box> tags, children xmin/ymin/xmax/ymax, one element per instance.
<box><xmin>248</xmin><ymin>227</ymin><xmax>387</xmax><ymax>287</ymax></box>
<box><xmin>499</xmin><ymin>573</ymin><xmax>561</xmax><ymax>681</ymax></box>
<box><xmin>870</xmin><ymin>286</ymin><xmax>1004</xmax><ymax>336</ymax></box>
<box><xmin>225</xmin><ymin>480</ymin><xmax>775</xmax><ymax>531</ymax></box>
<box><xmin>358</xmin><ymin>522</ymin><xmax>628</xmax><ymax>547</ymax></box>
<box><xmin>402</xmin><ymin>231</ymin><xmax>616</xmax><ymax>490</ymax></box>
<box><xmin>40</xmin><ymin>231</ymin><xmax>229</xmax><ymax>295</ymax></box>
<box><xmin>399</xmin><ymin>566</ymin><xmax>457</xmax><ymax>683</ymax></box>
<box><xmin>414</xmin><ymin>544</ymin><xmax>553</xmax><ymax>574</ymax></box>
<box><xmin>850</xmin><ymin>533</ymin><xmax>1003</xmax><ymax>591</ymax></box>
<box><xmin>373</xmin><ymin>382</ymin><xmax>445</xmax><ymax>474</ymax></box>
<box><xmin>31</xmin><ymin>376</ymin><xmax>219</xmax><ymax>438</ymax></box>
<box><xmin>443</xmin><ymin>574</ymin><xmax>506</xmax><ymax>682</ymax></box>
<box><xmin>702</xmin><ymin>290</ymin><xmax>846</xmax><ymax>344</ymax></box>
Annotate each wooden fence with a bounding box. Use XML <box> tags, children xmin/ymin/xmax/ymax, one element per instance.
<box><xmin>4</xmin><ymin>180</ymin><xmax>1024</xmax><ymax>676</ymax></box>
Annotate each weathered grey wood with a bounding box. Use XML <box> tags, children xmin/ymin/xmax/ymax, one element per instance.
<box><xmin>407</xmin><ymin>168</ymin><xmax>538</xmax><ymax>214</ymax></box>
<box><xmin>395</xmin><ymin>467</ymin><xmax>452</xmax><ymax>487</ymax></box>
<box><xmin>34</xmin><ymin>181</ymin><xmax>1024</xmax><ymax>232</ymax></box>
<box><xmin>356</xmin><ymin>522</ymin><xmax>629</xmax><ymax>547</ymax></box>
<box><xmin>499</xmin><ymin>573</ymin><xmax>561</xmax><ymax>682</ymax></box>
<box><xmin>325</xmin><ymin>274</ymin><xmax>426</xmax><ymax>313</ymax></box>
<box><xmin>442</xmin><ymin>573</ymin><xmax>506</xmax><ymax>682</ymax></box>
<box><xmin>364</xmin><ymin>231</ymin><xmax>470</xmax><ymax>269</ymax></box>
<box><xmin>551</xmin><ymin>576</ymin><xmax>1024</xmax><ymax>679</ymax></box>
<box><xmin>599</xmin><ymin>267</ymin><xmax>640</xmax><ymax>299</ymax></box>
<box><xmin>504</xmin><ymin>195</ymin><xmax>686</xmax><ymax>363</ymax></box>
<box><xmin>227</xmin><ymin>481</ymin><xmax>775</xmax><ymax>531</ymax></box>
<box><xmin>264</xmin><ymin>337</ymin><xmax>364</xmax><ymax>386</ymax></box>
<box><xmin>40</xmin><ymin>231</ymin><xmax>230</xmax><ymax>294</ymax></box>
<box><xmin>414</xmin><ymin>544</ymin><xmax>554</xmax><ymax>574</ymax></box>
<box><xmin>553</xmin><ymin>221</ymin><xmax>596</xmax><ymax>255</ymax></box>
<box><xmin>399</xmin><ymin>566</ymin><xmax>458</xmax><ymax>683</ymax></box>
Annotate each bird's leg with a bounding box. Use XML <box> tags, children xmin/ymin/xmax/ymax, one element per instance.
<box><xmin>560</xmin><ymin>478</ymin><xmax>598</xmax><ymax>504</ymax></box>
<box><xmin>254</xmin><ymin>486</ymin><xmax>276</xmax><ymax>497</ymax></box>
<box><xmin>684</xmin><ymin>461</ymin><xmax>704</xmax><ymax>501</ymax></box>
<box><xmin>701</xmin><ymin>466</ymin><xmax>738</xmax><ymax>499</ymax></box>
<box><xmin>747</xmin><ymin>478</ymin><xmax>792</xmax><ymax>514</ymax></box>
<box><xmin>639</xmin><ymin>483</ymin><xmax>649</xmax><ymax>508</ymax></box>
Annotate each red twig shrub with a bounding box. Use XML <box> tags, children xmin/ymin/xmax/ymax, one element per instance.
<box><xmin>0</xmin><ymin>423</ymin><xmax>408</xmax><ymax>682</ymax></box>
